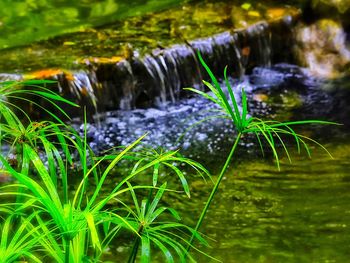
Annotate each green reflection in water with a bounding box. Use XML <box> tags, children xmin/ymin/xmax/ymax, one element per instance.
<box><xmin>100</xmin><ymin>135</ymin><xmax>350</xmax><ymax>262</ymax></box>
<box><xmin>186</xmin><ymin>139</ymin><xmax>350</xmax><ymax>262</ymax></box>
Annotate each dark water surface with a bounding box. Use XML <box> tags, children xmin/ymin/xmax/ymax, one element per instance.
<box><xmin>183</xmin><ymin>72</ymin><xmax>350</xmax><ymax>262</ymax></box>
<box><xmin>190</xmin><ymin>140</ymin><xmax>350</xmax><ymax>262</ymax></box>
<box><xmin>103</xmin><ymin>137</ymin><xmax>350</xmax><ymax>262</ymax></box>
<box><xmin>188</xmin><ymin>71</ymin><xmax>350</xmax><ymax>263</ymax></box>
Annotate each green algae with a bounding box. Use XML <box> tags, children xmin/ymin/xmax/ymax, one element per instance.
<box><xmin>0</xmin><ymin>1</ymin><xmax>299</xmax><ymax>73</ymax></box>
<box><xmin>0</xmin><ymin>0</ymin><xmax>348</xmax><ymax>73</ymax></box>
<box><xmin>0</xmin><ymin>0</ymin><xmax>190</xmax><ymax>50</ymax></box>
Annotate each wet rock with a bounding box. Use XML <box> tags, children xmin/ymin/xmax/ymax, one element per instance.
<box><xmin>0</xmin><ymin>170</ymin><xmax>12</xmax><ymax>183</ymax></box>
<box><xmin>295</xmin><ymin>19</ymin><xmax>350</xmax><ymax>78</ymax></box>
<box><xmin>320</xmin><ymin>0</ymin><xmax>350</xmax><ymax>13</ymax></box>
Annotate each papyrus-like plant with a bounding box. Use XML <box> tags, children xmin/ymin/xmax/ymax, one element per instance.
<box><xmin>0</xmin><ymin>80</ymin><xmax>211</xmax><ymax>262</ymax></box>
<box><xmin>185</xmin><ymin>52</ymin><xmax>338</xmax><ymax>252</ymax></box>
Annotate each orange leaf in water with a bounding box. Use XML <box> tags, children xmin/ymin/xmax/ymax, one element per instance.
<box><xmin>80</xmin><ymin>86</ymin><xmax>89</xmax><ymax>96</ymax></box>
<box><xmin>25</xmin><ymin>69</ymin><xmax>63</xmax><ymax>79</ymax></box>
<box><xmin>242</xmin><ymin>46</ymin><xmax>251</xmax><ymax>56</ymax></box>
<box><xmin>64</xmin><ymin>71</ymin><xmax>75</xmax><ymax>81</ymax></box>
<box><xmin>266</xmin><ymin>8</ymin><xmax>287</xmax><ymax>20</ymax></box>
<box><xmin>24</xmin><ymin>69</ymin><xmax>75</xmax><ymax>82</ymax></box>
<box><xmin>253</xmin><ymin>93</ymin><xmax>268</xmax><ymax>102</ymax></box>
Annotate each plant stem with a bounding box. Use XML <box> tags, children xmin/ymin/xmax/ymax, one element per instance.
<box><xmin>65</xmin><ymin>238</ymin><xmax>70</xmax><ymax>263</ymax></box>
<box><xmin>127</xmin><ymin>236</ymin><xmax>141</xmax><ymax>263</ymax></box>
<box><xmin>128</xmin><ymin>187</ymin><xmax>153</xmax><ymax>263</ymax></box>
<box><xmin>186</xmin><ymin>133</ymin><xmax>242</xmax><ymax>253</ymax></box>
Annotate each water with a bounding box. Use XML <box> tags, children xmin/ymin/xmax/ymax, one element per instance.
<box><xmin>191</xmin><ymin>140</ymin><xmax>350</xmax><ymax>262</ymax></box>
<box><xmin>182</xmin><ymin>73</ymin><xmax>350</xmax><ymax>262</ymax></box>
<box><xmin>74</xmin><ymin>63</ymin><xmax>334</xmax><ymax>154</ymax></box>
<box><xmin>74</xmin><ymin>64</ymin><xmax>350</xmax><ymax>262</ymax></box>
<box><xmin>0</xmin><ymin>0</ymin><xmax>301</xmax><ymax>124</ymax></box>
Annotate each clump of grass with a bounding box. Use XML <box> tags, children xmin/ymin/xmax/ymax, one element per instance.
<box><xmin>0</xmin><ymin>213</ymin><xmax>43</xmax><ymax>263</ymax></box>
<box><xmin>0</xmin><ymin>80</ymin><xmax>210</xmax><ymax>262</ymax></box>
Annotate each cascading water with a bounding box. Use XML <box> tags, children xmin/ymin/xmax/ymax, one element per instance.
<box><xmin>57</xmin><ymin>19</ymin><xmax>294</xmax><ymax>116</ymax></box>
<box><xmin>66</xmin><ymin>72</ymin><xmax>98</xmax><ymax>110</ymax></box>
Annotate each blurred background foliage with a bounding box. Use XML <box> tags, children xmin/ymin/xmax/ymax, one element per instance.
<box><xmin>0</xmin><ymin>0</ymin><xmax>190</xmax><ymax>49</ymax></box>
<box><xmin>0</xmin><ymin>0</ymin><xmax>349</xmax><ymax>50</ymax></box>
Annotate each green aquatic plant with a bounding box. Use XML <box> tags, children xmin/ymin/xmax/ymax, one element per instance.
<box><xmin>0</xmin><ymin>80</ymin><xmax>211</xmax><ymax>262</ymax></box>
<box><xmin>0</xmin><ymin>80</ymin><xmax>83</xmax><ymax>217</ymax></box>
<box><xmin>0</xmin><ymin>135</ymin><xmax>141</xmax><ymax>262</ymax></box>
<box><xmin>101</xmin><ymin>145</ymin><xmax>211</xmax><ymax>262</ymax></box>
<box><xmin>118</xmin><ymin>146</ymin><xmax>211</xmax><ymax>196</ymax></box>
<box><xmin>0</xmin><ymin>80</ymin><xmax>78</xmax><ymax>174</ymax></box>
<box><xmin>0</xmin><ymin>80</ymin><xmax>76</xmax><ymax>123</ymax></box>
<box><xmin>120</xmin><ymin>182</ymin><xmax>211</xmax><ymax>263</ymax></box>
<box><xmin>0</xmin><ymin>213</ymin><xmax>43</xmax><ymax>263</ymax></box>
<box><xmin>185</xmin><ymin>52</ymin><xmax>338</xmax><ymax>252</ymax></box>
<box><xmin>0</xmin><ymin>132</ymin><xmax>209</xmax><ymax>262</ymax></box>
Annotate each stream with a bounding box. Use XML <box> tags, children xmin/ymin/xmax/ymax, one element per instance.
<box><xmin>88</xmin><ymin>63</ymin><xmax>350</xmax><ymax>262</ymax></box>
<box><xmin>1</xmin><ymin>0</ymin><xmax>350</xmax><ymax>262</ymax></box>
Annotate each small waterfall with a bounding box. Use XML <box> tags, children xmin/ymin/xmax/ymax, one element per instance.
<box><xmin>162</xmin><ymin>48</ymin><xmax>181</xmax><ymax>99</ymax></box>
<box><xmin>117</xmin><ymin>60</ymin><xmax>136</xmax><ymax>110</ymax></box>
<box><xmin>163</xmin><ymin>44</ymin><xmax>203</xmax><ymax>91</ymax></box>
<box><xmin>213</xmin><ymin>31</ymin><xmax>243</xmax><ymax>75</ymax></box>
<box><xmin>66</xmin><ymin>72</ymin><xmax>98</xmax><ymax>109</ymax></box>
<box><xmin>52</xmin><ymin>17</ymin><xmax>296</xmax><ymax>116</ymax></box>
<box><xmin>246</xmin><ymin>22</ymin><xmax>271</xmax><ymax>67</ymax></box>
<box><xmin>0</xmin><ymin>73</ymin><xmax>22</xmax><ymax>81</ymax></box>
<box><xmin>143</xmin><ymin>55</ymin><xmax>168</xmax><ymax>107</ymax></box>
